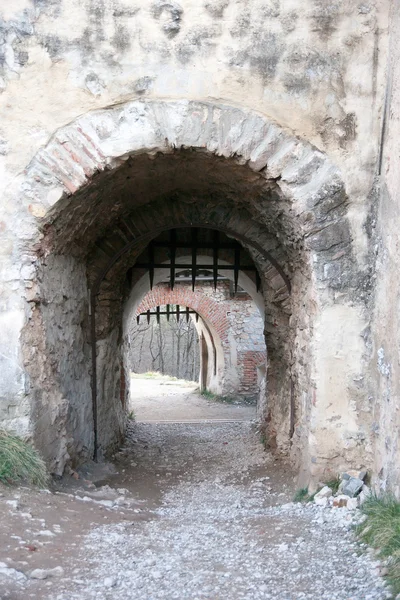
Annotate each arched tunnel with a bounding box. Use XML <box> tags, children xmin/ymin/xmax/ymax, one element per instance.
<box><xmin>20</xmin><ymin>100</ymin><xmax>352</xmax><ymax>480</ymax></box>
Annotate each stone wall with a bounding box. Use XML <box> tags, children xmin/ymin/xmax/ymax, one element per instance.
<box><xmin>369</xmin><ymin>1</ymin><xmax>400</xmax><ymax>497</ymax></box>
<box><xmin>0</xmin><ymin>0</ymin><xmax>394</xmax><ymax>486</ymax></box>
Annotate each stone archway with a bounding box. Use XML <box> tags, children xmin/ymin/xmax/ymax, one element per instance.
<box><xmin>3</xmin><ymin>99</ymin><xmax>365</xmax><ymax>484</ymax></box>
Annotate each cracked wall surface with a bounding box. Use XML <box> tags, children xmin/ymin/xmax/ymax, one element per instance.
<box><xmin>368</xmin><ymin>1</ymin><xmax>400</xmax><ymax>497</ymax></box>
<box><xmin>0</xmin><ymin>0</ymin><xmax>396</xmax><ymax>490</ymax></box>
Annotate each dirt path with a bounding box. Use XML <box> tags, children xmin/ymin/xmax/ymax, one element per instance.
<box><xmin>0</xmin><ymin>386</ymin><xmax>390</xmax><ymax>599</ymax></box>
<box><xmin>129</xmin><ymin>375</ymin><xmax>256</xmax><ymax>422</ymax></box>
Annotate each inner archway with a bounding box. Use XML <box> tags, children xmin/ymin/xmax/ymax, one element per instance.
<box><xmin>128</xmin><ymin>272</ymin><xmax>266</xmax><ymax>400</ymax></box>
<box><xmin>15</xmin><ymin>100</ymin><xmax>356</xmax><ymax>484</ymax></box>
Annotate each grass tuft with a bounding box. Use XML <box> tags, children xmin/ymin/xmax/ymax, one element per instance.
<box><xmin>293</xmin><ymin>487</ymin><xmax>321</xmax><ymax>503</ymax></box>
<box><xmin>294</xmin><ymin>487</ymin><xmax>310</xmax><ymax>503</ymax></box>
<box><xmin>325</xmin><ymin>477</ymin><xmax>341</xmax><ymax>494</ymax></box>
<box><xmin>201</xmin><ymin>389</ymin><xmax>235</xmax><ymax>404</ymax></box>
<box><xmin>357</xmin><ymin>494</ymin><xmax>400</xmax><ymax>596</ymax></box>
<box><xmin>0</xmin><ymin>430</ymin><xmax>48</xmax><ymax>487</ymax></box>
<box><xmin>200</xmin><ymin>389</ymin><xmax>255</xmax><ymax>405</ymax></box>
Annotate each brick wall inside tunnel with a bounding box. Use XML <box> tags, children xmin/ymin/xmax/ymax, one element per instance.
<box><xmin>131</xmin><ymin>281</ymin><xmax>266</xmax><ymax>400</ymax></box>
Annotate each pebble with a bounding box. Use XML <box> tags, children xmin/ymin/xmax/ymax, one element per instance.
<box><xmin>104</xmin><ymin>576</ymin><xmax>118</xmax><ymax>588</ymax></box>
<box><xmin>30</xmin><ymin>566</ymin><xmax>64</xmax><ymax>580</ymax></box>
<box><xmin>0</xmin><ymin>564</ymin><xmax>27</xmax><ymax>582</ymax></box>
<box><xmin>46</xmin><ymin>423</ymin><xmax>389</xmax><ymax>600</ymax></box>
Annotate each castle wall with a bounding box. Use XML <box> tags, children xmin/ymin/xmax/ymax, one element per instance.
<box><xmin>0</xmin><ymin>0</ymin><xmax>395</xmax><ymax>485</ymax></box>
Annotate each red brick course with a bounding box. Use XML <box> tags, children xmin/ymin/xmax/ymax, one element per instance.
<box><xmin>136</xmin><ymin>285</ymin><xmax>230</xmax><ymax>343</ymax></box>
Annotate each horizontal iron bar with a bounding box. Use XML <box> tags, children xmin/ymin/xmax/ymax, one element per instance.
<box><xmin>139</xmin><ymin>310</ymin><xmax>198</xmax><ymax>316</ymax></box>
<box><xmin>133</xmin><ymin>263</ymin><xmax>257</xmax><ymax>270</ymax></box>
<box><xmin>151</xmin><ymin>241</ymin><xmax>240</xmax><ymax>249</ymax></box>
<box><xmin>165</xmin><ymin>276</ymin><xmax>229</xmax><ymax>282</ymax></box>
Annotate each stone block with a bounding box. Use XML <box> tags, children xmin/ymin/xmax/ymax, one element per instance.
<box><xmin>341</xmin><ymin>477</ymin><xmax>364</xmax><ymax>498</ymax></box>
<box><xmin>314</xmin><ymin>486</ymin><xmax>332</xmax><ymax>506</ymax></box>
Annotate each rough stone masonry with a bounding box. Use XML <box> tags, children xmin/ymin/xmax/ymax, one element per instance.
<box><xmin>0</xmin><ymin>0</ymin><xmax>399</xmax><ymax>494</ymax></box>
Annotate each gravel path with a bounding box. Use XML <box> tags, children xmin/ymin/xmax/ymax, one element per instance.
<box><xmin>129</xmin><ymin>376</ymin><xmax>256</xmax><ymax>422</ymax></box>
<box><xmin>48</xmin><ymin>422</ymin><xmax>389</xmax><ymax>600</ymax></box>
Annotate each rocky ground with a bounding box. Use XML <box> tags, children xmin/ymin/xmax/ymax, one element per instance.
<box><xmin>0</xmin><ymin>384</ymin><xmax>392</xmax><ymax>599</ymax></box>
<box><xmin>129</xmin><ymin>374</ymin><xmax>256</xmax><ymax>422</ymax></box>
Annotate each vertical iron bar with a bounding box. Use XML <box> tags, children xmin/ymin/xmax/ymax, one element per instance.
<box><xmin>147</xmin><ymin>309</ymin><xmax>151</xmax><ymax>324</ymax></box>
<box><xmin>176</xmin><ymin>304</ymin><xmax>180</xmax><ymax>322</ymax></box>
<box><xmin>90</xmin><ymin>289</ymin><xmax>98</xmax><ymax>462</ymax></box>
<box><xmin>192</xmin><ymin>228</ymin><xmax>198</xmax><ymax>291</ymax></box>
<box><xmin>148</xmin><ymin>242</ymin><xmax>154</xmax><ymax>290</ymax></box>
<box><xmin>290</xmin><ymin>378</ymin><xmax>295</xmax><ymax>439</ymax></box>
<box><xmin>166</xmin><ymin>304</ymin><xmax>170</xmax><ymax>322</ymax></box>
<box><xmin>186</xmin><ymin>306</ymin><xmax>190</xmax><ymax>322</ymax></box>
<box><xmin>213</xmin><ymin>230</ymin><xmax>219</xmax><ymax>290</ymax></box>
<box><xmin>256</xmin><ymin>269</ymin><xmax>261</xmax><ymax>292</ymax></box>
<box><xmin>156</xmin><ymin>305</ymin><xmax>160</xmax><ymax>324</ymax></box>
<box><xmin>195</xmin><ymin>312</ymin><xmax>199</xmax><ymax>323</ymax></box>
<box><xmin>170</xmin><ymin>229</ymin><xmax>176</xmax><ymax>290</ymax></box>
<box><xmin>137</xmin><ymin>314</ymin><xmax>140</xmax><ymax>324</ymax></box>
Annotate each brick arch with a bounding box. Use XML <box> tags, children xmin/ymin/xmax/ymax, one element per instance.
<box><xmin>24</xmin><ymin>99</ymin><xmax>344</xmax><ymax>222</ymax></box>
<box><xmin>135</xmin><ymin>286</ymin><xmax>229</xmax><ymax>395</ymax></box>
<box><xmin>91</xmin><ymin>199</ymin><xmax>290</xmax><ymax>297</ymax></box>
<box><xmin>133</xmin><ymin>283</ymin><xmax>266</xmax><ymax>399</ymax></box>
<box><xmin>136</xmin><ymin>287</ymin><xmax>231</xmax><ymax>345</ymax></box>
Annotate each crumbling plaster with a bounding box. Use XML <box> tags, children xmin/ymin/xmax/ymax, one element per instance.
<box><xmin>368</xmin><ymin>0</ymin><xmax>400</xmax><ymax>498</ymax></box>
<box><xmin>0</xmin><ymin>0</ymin><xmax>393</xmax><ymax>486</ymax></box>
<box><xmin>0</xmin><ymin>0</ymin><xmax>389</xmax><ymax>232</ymax></box>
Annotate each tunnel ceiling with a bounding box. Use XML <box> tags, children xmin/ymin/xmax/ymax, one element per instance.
<box><xmin>41</xmin><ymin>150</ymin><xmax>299</xmax><ymax>275</ymax></box>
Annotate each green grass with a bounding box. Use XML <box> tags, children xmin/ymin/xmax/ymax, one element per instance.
<box><xmin>293</xmin><ymin>487</ymin><xmax>320</xmax><ymax>503</ymax></box>
<box><xmin>325</xmin><ymin>477</ymin><xmax>341</xmax><ymax>494</ymax></box>
<box><xmin>131</xmin><ymin>371</ymin><xmax>169</xmax><ymax>380</ymax></box>
<box><xmin>201</xmin><ymin>389</ymin><xmax>256</xmax><ymax>405</ymax></box>
<box><xmin>357</xmin><ymin>494</ymin><xmax>400</xmax><ymax>596</ymax></box>
<box><xmin>259</xmin><ymin>432</ymin><xmax>267</xmax><ymax>448</ymax></box>
<box><xmin>201</xmin><ymin>389</ymin><xmax>236</xmax><ymax>404</ymax></box>
<box><xmin>131</xmin><ymin>372</ymin><xmax>196</xmax><ymax>385</ymax></box>
<box><xmin>294</xmin><ymin>487</ymin><xmax>310</xmax><ymax>502</ymax></box>
<box><xmin>294</xmin><ymin>478</ymin><xmax>341</xmax><ymax>504</ymax></box>
<box><xmin>0</xmin><ymin>430</ymin><xmax>48</xmax><ymax>487</ymax></box>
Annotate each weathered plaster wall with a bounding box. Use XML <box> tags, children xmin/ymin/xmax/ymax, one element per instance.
<box><xmin>0</xmin><ymin>0</ymin><xmax>388</xmax><ymax>217</ymax></box>
<box><xmin>0</xmin><ymin>0</ymin><xmax>392</xmax><ymax>483</ymax></box>
<box><xmin>369</xmin><ymin>0</ymin><xmax>400</xmax><ymax>497</ymax></box>
<box><xmin>0</xmin><ymin>96</ymin><xmax>376</xmax><ymax>480</ymax></box>
<box><xmin>22</xmin><ymin>254</ymin><xmax>92</xmax><ymax>472</ymax></box>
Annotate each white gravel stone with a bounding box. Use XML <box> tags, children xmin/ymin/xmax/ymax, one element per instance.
<box><xmin>30</xmin><ymin>567</ymin><xmax>64</xmax><ymax>580</ymax></box>
<box><xmin>104</xmin><ymin>576</ymin><xmax>118</xmax><ymax>588</ymax></box>
<box><xmin>314</xmin><ymin>486</ymin><xmax>333</xmax><ymax>506</ymax></box>
<box><xmin>30</xmin><ymin>569</ymin><xmax>49</xmax><ymax>580</ymax></box>
<box><xmin>0</xmin><ymin>565</ymin><xmax>27</xmax><ymax>583</ymax></box>
<box><xmin>47</xmin><ymin>423</ymin><xmax>388</xmax><ymax>600</ymax></box>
